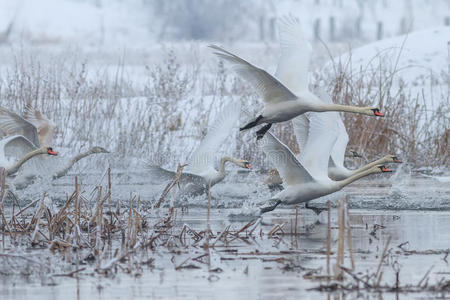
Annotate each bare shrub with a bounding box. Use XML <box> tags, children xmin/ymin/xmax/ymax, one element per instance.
<box><xmin>313</xmin><ymin>47</ymin><xmax>449</xmax><ymax>167</ymax></box>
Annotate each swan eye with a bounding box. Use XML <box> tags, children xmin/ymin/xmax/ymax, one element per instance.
<box><xmin>351</xmin><ymin>150</ymin><xmax>361</xmax><ymax>158</ymax></box>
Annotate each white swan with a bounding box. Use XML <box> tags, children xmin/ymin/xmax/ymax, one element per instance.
<box><xmin>209</xmin><ymin>19</ymin><xmax>383</xmax><ymax>139</ymax></box>
<box><xmin>147</xmin><ymin>101</ymin><xmax>252</xmax><ymax>197</ymax></box>
<box><xmin>259</xmin><ymin>129</ymin><xmax>392</xmax><ymax>214</ymax></box>
<box><xmin>292</xmin><ymin>90</ymin><xmax>402</xmax><ymax>181</ymax></box>
<box><xmin>0</xmin><ymin>135</ymin><xmax>57</xmax><ymax>176</ymax></box>
<box><xmin>0</xmin><ymin>105</ymin><xmax>108</xmax><ymax>176</ymax></box>
<box><xmin>266</xmin><ymin>15</ymin><xmax>400</xmax><ymax>182</ymax></box>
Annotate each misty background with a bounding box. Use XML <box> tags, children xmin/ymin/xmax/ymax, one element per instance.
<box><xmin>0</xmin><ymin>0</ymin><xmax>449</xmax><ymax>46</ymax></box>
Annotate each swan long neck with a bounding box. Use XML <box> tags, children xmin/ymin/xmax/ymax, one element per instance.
<box><xmin>336</xmin><ymin>167</ymin><xmax>379</xmax><ymax>190</ymax></box>
<box><xmin>313</xmin><ymin>103</ymin><xmax>369</xmax><ymax>114</ymax></box>
<box><xmin>6</xmin><ymin>148</ymin><xmax>45</xmax><ymax>175</ymax></box>
<box><xmin>353</xmin><ymin>156</ymin><xmax>389</xmax><ymax>175</ymax></box>
<box><xmin>53</xmin><ymin>148</ymin><xmax>96</xmax><ymax>179</ymax></box>
<box><xmin>218</xmin><ymin>156</ymin><xmax>241</xmax><ymax>175</ymax></box>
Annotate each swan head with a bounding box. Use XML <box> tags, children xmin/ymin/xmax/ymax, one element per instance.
<box><xmin>268</xmin><ymin>168</ymin><xmax>280</xmax><ymax>176</ymax></box>
<box><xmin>376</xmin><ymin>165</ymin><xmax>392</xmax><ymax>173</ymax></box>
<box><xmin>384</xmin><ymin>154</ymin><xmax>402</xmax><ymax>163</ymax></box>
<box><xmin>264</xmin><ymin>169</ymin><xmax>283</xmax><ymax>186</ymax></box>
<box><xmin>45</xmin><ymin>147</ymin><xmax>58</xmax><ymax>156</ymax></box>
<box><xmin>368</xmin><ymin>108</ymin><xmax>384</xmax><ymax>117</ymax></box>
<box><xmin>91</xmin><ymin>146</ymin><xmax>109</xmax><ymax>154</ymax></box>
<box><xmin>346</xmin><ymin>149</ymin><xmax>362</xmax><ymax>158</ymax></box>
<box><xmin>237</xmin><ymin>159</ymin><xmax>252</xmax><ymax>170</ymax></box>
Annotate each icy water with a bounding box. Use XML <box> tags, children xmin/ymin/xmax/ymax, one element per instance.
<box><xmin>1</xmin><ymin>209</ymin><xmax>450</xmax><ymax>300</ymax></box>
<box><xmin>1</xmin><ymin>171</ymin><xmax>449</xmax><ymax>300</ymax></box>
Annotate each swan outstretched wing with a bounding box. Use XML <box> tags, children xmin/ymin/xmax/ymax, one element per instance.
<box><xmin>292</xmin><ymin>114</ymin><xmax>310</xmax><ymax>157</ymax></box>
<box><xmin>275</xmin><ymin>15</ymin><xmax>312</xmax><ymax>93</ymax></box>
<box><xmin>146</xmin><ymin>165</ymin><xmax>206</xmax><ymax>186</ymax></box>
<box><xmin>330</xmin><ymin>117</ymin><xmax>349</xmax><ymax>168</ymax></box>
<box><xmin>23</xmin><ymin>105</ymin><xmax>56</xmax><ymax>146</ymax></box>
<box><xmin>1</xmin><ymin>135</ymin><xmax>37</xmax><ymax>160</ymax></box>
<box><xmin>0</xmin><ymin>107</ymin><xmax>40</xmax><ymax>147</ymax></box>
<box><xmin>298</xmin><ymin>111</ymin><xmax>338</xmax><ymax>179</ymax></box>
<box><xmin>314</xmin><ymin>89</ymin><xmax>349</xmax><ymax>169</ymax></box>
<box><xmin>209</xmin><ymin>45</ymin><xmax>297</xmax><ymax>104</ymax></box>
<box><xmin>1</xmin><ymin>135</ymin><xmax>50</xmax><ymax>173</ymax></box>
<box><xmin>260</xmin><ymin>132</ymin><xmax>313</xmax><ymax>186</ymax></box>
<box><xmin>188</xmin><ymin>101</ymin><xmax>241</xmax><ymax>175</ymax></box>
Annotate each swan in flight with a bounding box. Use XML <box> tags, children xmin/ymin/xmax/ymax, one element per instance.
<box><xmin>209</xmin><ymin>18</ymin><xmax>383</xmax><ymax>140</ymax></box>
<box><xmin>259</xmin><ymin>128</ymin><xmax>392</xmax><ymax>214</ymax></box>
<box><xmin>0</xmin><ymin>135</ymin><xmax>57</xmax><ymax>176</ymax></box>
<box><xmin>261</xmin><ymin>15</ymin><xmax>399</xmax><ymax>182</ymax></box>
<box><xmin>147</xmin><ymin>101</ymin><xmax>252</xmax><ymax>197</ymax></box>
<box><xmin>0</xmin><ymin>105</ymin><xmax>108</xmax><ymax>177</ymax></box>
<box><xmin>292</xmin><ymin>89</ymin><xmax>402</xmax><ymax>181</ymax></box>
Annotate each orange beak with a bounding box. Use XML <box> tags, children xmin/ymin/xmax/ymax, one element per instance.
<box><xmin>246</xmin><ymin>164</ymin><xmax>253</xmax><ymax>170</ymax></box>
<box><xmin>374</xmin><ymin>110</ymin><xmax>384</xmax><ymax>117</ymax></box>
<box><xmin>48</xmin><ymin>150</ymin><xmax>58</xmax><ymax>156</ymax></box>
<box><xmin>381</xmin><ymin>166</ymin><xmax>392</xmax><ymax>172</ymax></box>
<box><xmin>394</xmin><ymin>158</ymin><xmax>402</xmax><ymax>163</ymax></box>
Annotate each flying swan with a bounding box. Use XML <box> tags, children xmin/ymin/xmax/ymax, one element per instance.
<box><xmin>209</xmin><ymin>19</ymin><xmax>383</xmax><ymax>139</ymax></box>
<box><xmin>258</xmin><ymin>114</ymin><xmax>392</xmax><ymax>214</ymax></box>
<box><xmin>0</xmin><ymin>105</ymin><xmax>108</xmax><ymax>181</ymax></box>
<box><xmin>147</xmin><ymin>101</ymin><xmax>252</xmax><ymax>198</ymax></box>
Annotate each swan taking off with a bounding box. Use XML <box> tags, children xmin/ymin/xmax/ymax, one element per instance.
<box><xmin>209</xmin><ymin>17</ymin><xmax>383</xmax><ymax>140</ymax></box>
<box><xmin>292</xmin><ymin>89</ymin><xmax>402</xmax><ymax>181</ymax></box>
<box><xmin>0</xmin><ymin>105</ymin><xmax>108</xmax><ymax>179</ymax></box>
<box><xmin>258</xmin><ymin>115</ymin><xmax>392</xmax><ymax>214</ymax></box>
<box><xmin>147</xmin><ymin>101</ymin><xmax>252</xmax><ymax>198</ymax></box>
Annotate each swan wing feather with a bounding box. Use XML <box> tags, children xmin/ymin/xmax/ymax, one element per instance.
<box><xmin>260</xmin><ymin>132</ymin><xmax>314</xmax><ymax>186</ymax></box>
<box><xmin>3</xmin><ymin>136</ymin><xmax>37</xmax><ymax>159</ymax></box>
<box><xmin>209</xmin><ymin>45</ymin><xmax>297</xmax><ymax>104</ymax></box>
<box><xmin>292</xmin><ymin>114</ymin><xmax>310</xmax><ymax>159</ymax></box>
<box><xmin>188</xmin><ymin>101</ymin><xmax>241</xmax><ymax>175</ymax></box>
<box><xmin>0</xmin><ymin>107</ymin><xmax>40</xmax><ymax>147</ymax></box>
<box><xmin>23</xmin><ymin>105</ymin><xmax>56</xmax><ymax>146</ymax></box>
<box><xmin>314</xmin><ymin>89</ymin><xmax>349</xmax><ymax>169</ymax></box>
<box><xmin>299</xmin><ymin>111</ymin><xmax>338</xmax><ymax>179</ymax></box>
<box><xmin>146</xmin><ymin>165</ymin><xmax>206</xmax><ymax>186</ymax></box>
<box><xmin>275</xmin><ymin>15</ymin><xmax>312</xmax><ymax>93</ymax></box>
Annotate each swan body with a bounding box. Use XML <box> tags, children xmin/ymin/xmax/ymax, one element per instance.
<box><xmin>147</xmin><ymin>101</ymin><xmax>252</xmax><ymax>197</ymax></box>
<box><xmin>259</xmin><ymin>125</ymin><xmax>392</xmax><ymax>214</ymax></box>
<box><xmin>209</xmin><ymin>16</ymin><xmax>383</xmax><ymax>139</ymax></box>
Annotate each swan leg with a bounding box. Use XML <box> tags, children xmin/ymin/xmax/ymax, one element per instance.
<box><xmin>305</xmin><ymin>202</ymin><xmax>327</xmax><ymax>215</ymax></box>
<box><xmin>259</xmin><ymin>199</ymin><xmax>281</xmax><ymax>214</ymax></box>
<box><xmin>240</xmin><ymin>115</ymin><xmax>263</xmax><ymax>131</ymax></box>
<box><xmin>256</xmin><ymin>123</ymin><xmax>272</xmax><ymax>140</ymax></box>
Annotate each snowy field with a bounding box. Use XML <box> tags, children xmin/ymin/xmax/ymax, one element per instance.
<box><xmin>0</xmin><ymin>0</ymin><xmax>448</xmax><ymax>299</ymax></box>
